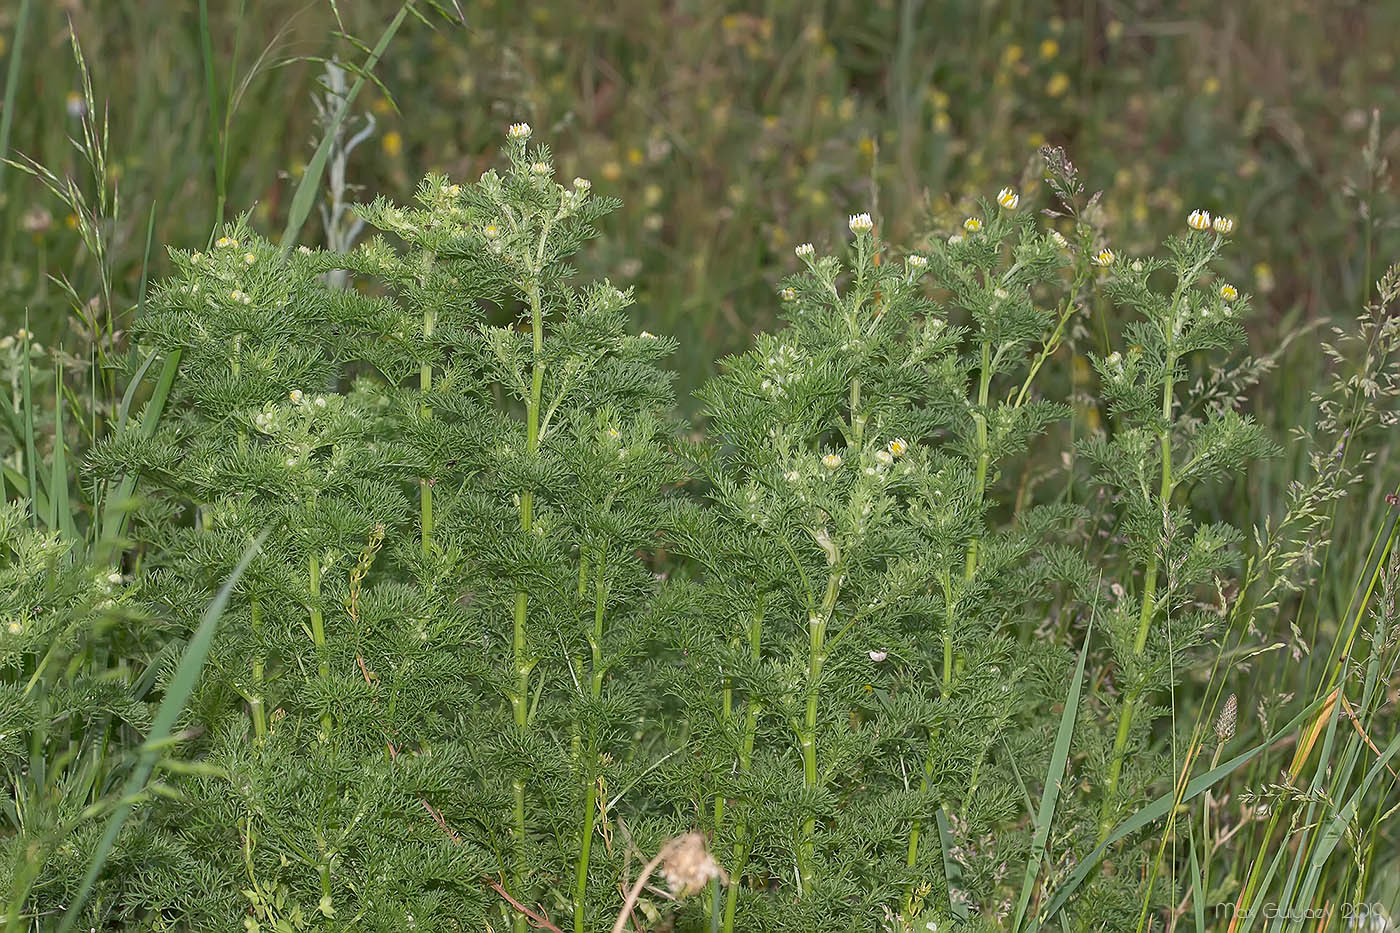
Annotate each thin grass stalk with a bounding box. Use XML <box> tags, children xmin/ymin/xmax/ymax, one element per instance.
<box><xmin>1233</xmin><ymin>495</ymin><xmax>1399</xmax><ymax>922</ymax></box>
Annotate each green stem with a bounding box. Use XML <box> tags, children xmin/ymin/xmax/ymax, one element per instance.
<box><xmin>420</xmin><ymin>251</ymin><xmax>436</xmax><ymax>555</ymax></box>
<box><xmin>849</xmin><ymin>375</ymin><xmax>863</xmax><ymax>448</ymax></box>
<box><xmin>721</xmin><ymin>601</ymin><xmax>765</xmax><ymax>933</ymax></box>
<box><xmin>798</xmin><ymin>571</ymin><xmax>841</xmax><ymax>893</ymax></box>
<box><xmin>714</xmin><ymin>662</ymin><xmax>734</xmax><ymax>833</ymax></box>
<box><xmin>904</xmin><ymin>568</ymin><xmax>956</xmax><ymax>907</ymax></box>
<box><xmin>510</xmin><ymin>244</ymin><xmax>549</xmax><ymax>933</ymax></box>
<box><xmin>964</xmin><ymin>340</ymin><xmax>993</xmax><ymax>580</ymax></box>
<box><xmin>308</xmin><ymin>550</ymin><xmax>329</xmax><ymax>734</ymax></box>
<box><xmin>250</xmin><ymin>598</ymin><xmax>266</xmax><ymax>740</ymax></box>
<box><xmin>573</xmin><ymin>550</ymin><xmax>608</xmax><ymax>933</ymax></box>
<box><xmin>1014</xmin><ymin>268</ymin><xmax>1089</xmax><ymax>409</ymax></box>
<box><xmin>906</xmin><ymin>337</ymin><xmax>990</xmax><ymax>903</ymax></box>
<box><xmin>1099</xmin><ymin>348</ymin><xmax>1176</xmax><ymax>842</ymax></box>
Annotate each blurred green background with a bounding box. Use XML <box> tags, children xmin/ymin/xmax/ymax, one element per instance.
<box><xmin>0</xmin><ymin>0</ymin><xmax>1397</xmax><ymax>400</ymax></box>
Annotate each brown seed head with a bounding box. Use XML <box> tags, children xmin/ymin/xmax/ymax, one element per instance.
<box><xmin>1216</xmin><ymin>694</ymin><xmax>1238</xmax><ymax>742</ymax></box>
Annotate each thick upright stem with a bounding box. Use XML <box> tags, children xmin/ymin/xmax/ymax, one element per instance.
<box><xmin>510</xmin><ymin>265</ymin><xmax>547</xmax><ymax>933</ymax></box>
<box><xmin>798</xmin><ymin>572</ymin><xmax>841</xmax><ymax>893</ymax></box>
<box><xmin>721</xmin><ymin>602</ymin><xmax>765</xmax><ymax>933</ymax></box>
<box><xmin>905</xmin><ymin>342</ymin><xmax>991</xmax><ymax>903</ymax></box>
<box><xmin>1099</xmin><ymin>349</ymin><xmax>1175</xmax><ymax>841</ymax></box>
<box><xmin>233</xmin><ymin>334</ymin><xmax>266</xmax><ymax>742</ymax></box>
<box><xmin>849</xmin><ymin>376</ymin><xmax>863</xmax><ymax>448</ymax></box>
<box><xmin>799</xmin><ymin>620</ymin><xmax>825</xmax><ymax>892</ymax></box>
<box><xmin>905</xmin><ymin>569</ymin><xmax>956</xmax><ymax>890</ymax></box>
<box><xmin>573</xmin><ymin>550</ymin><xmax>608</xmax><ymax>933</ymax></box>
<box><xmin>250</xmin><ymin>598</ymin><xmax>266</xmax><ymax>740</ymax></box>
<box><xmin>964</xmin><ymin>340</ymin><xmax>993</xmax><ymax>580</ymax></box>
<box><xmin>419</xmin><ymin>251</ymin><xmax>436</xmax><ymax>555</ymax></box>
<box><xmin>308</xmin><ymin>551</ymin><xmax>329</xmax><ymax>734</ymax></box>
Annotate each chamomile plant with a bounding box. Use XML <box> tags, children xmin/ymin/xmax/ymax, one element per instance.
<box><xmin>1051</xmin><ymin>206</ymin><xmax>1279</xmax><ymax>927</ymax></box>
<box><xmin>14</xmin><ymin>120</ymin><xmax>1397</xmax><ymax>933</ymax></box>
<box><xmin>670</xmin><ymin>186</ymin><xmax>1095</xmax><ymax>931</ymax></box>
<box><xmin>80</xmin><ymin>128</ymin><xmax>687</xmax><ymax>932</ymax></box>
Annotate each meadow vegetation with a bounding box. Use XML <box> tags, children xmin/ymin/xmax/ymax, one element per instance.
<box><xmin>0</xmin><ymin>2</ymin><xmax>1398</xmax><ymax>931</ymax></box>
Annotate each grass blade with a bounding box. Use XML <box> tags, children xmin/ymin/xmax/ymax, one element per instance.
<box><xmin>1</xmin><ymin>464</ymin><xmax>49</xmax><ymax>517</ymax></box>
<box><xmin>198</xmin><ymin>0</ymin><xmax>226</xmax><ymax>227</ymax></box>
<box><xmin>1013</xmin><ymin>605</ymin><xmax>1094</xmax><ymax>930</ymax></box>
<box><xmin>1284</xmin><ymin>728</ymin><xmax>1400</xmax><ymax>930</ymax></box>
<box><xmin>113</xmin><ymin>349</ymin><xmax>159</xmax><ymax>437</ymax></box>
<box><xmin>20</xmin><ymin>315</ymin><xmax>38</xmax><ymax>528</ymax></box>
<box><xmin>935</xmin><ymin>806</ymin><xmax>968</xmax><ymax>921</ymax></box>
<box><xmin>1317</xmin><ymin>489</ymin><xmax>1400</xmax><ymax>698</ymax></box>
<box><xmin>1029</xmin><ymin>688</ymin><xmax>1338</xmax><ymax>930</ymax></box>
<box><xmin>46</xmin><ymin>358</ymin><xmax>74</xmax><ymax>540</ymax></box>
<box><xmin>99</xmin><ymin>349</ymin><xmax>181</xmax><ymax>549</ymax></box>
<box><xmin>1237</xmin><ymin>841</ymin><xmax>1290</xmax><ymax>933</ymax></box>
<box><xmin>1187</xmin><ymin>833</ymin><xmax>1206</xmax><ymax>933</ymax></box>
<box><xmin>56</xmin><ymin>528</ymin><xmax>269</xmax><ymax>933</ymax></box>
<box><xmin>278</xmin><ymin>3</ymin><xmax>411</xmax><ymax>252</ymax></box>
<box><xmin>0</xmin><ymin>0</ymin><xmax>31</xmax><ymax>201</ymax></box>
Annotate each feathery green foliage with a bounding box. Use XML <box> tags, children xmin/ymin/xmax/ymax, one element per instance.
<box><xmin>1</xmin><ymin>105</ymin><xmax>1399</xmax><ymax>932</ymax></box>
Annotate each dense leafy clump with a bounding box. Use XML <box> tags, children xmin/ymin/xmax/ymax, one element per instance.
<box><xmin>4</xmin><ymin>128</ymin><xmax>1399</xmax><ymax>933</ymax></box>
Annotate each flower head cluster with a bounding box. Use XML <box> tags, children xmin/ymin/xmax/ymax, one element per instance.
<box><xmin>759</xmin><ymin>343</ymin><xmax>806</xmax><ymax>397</ymax></box>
